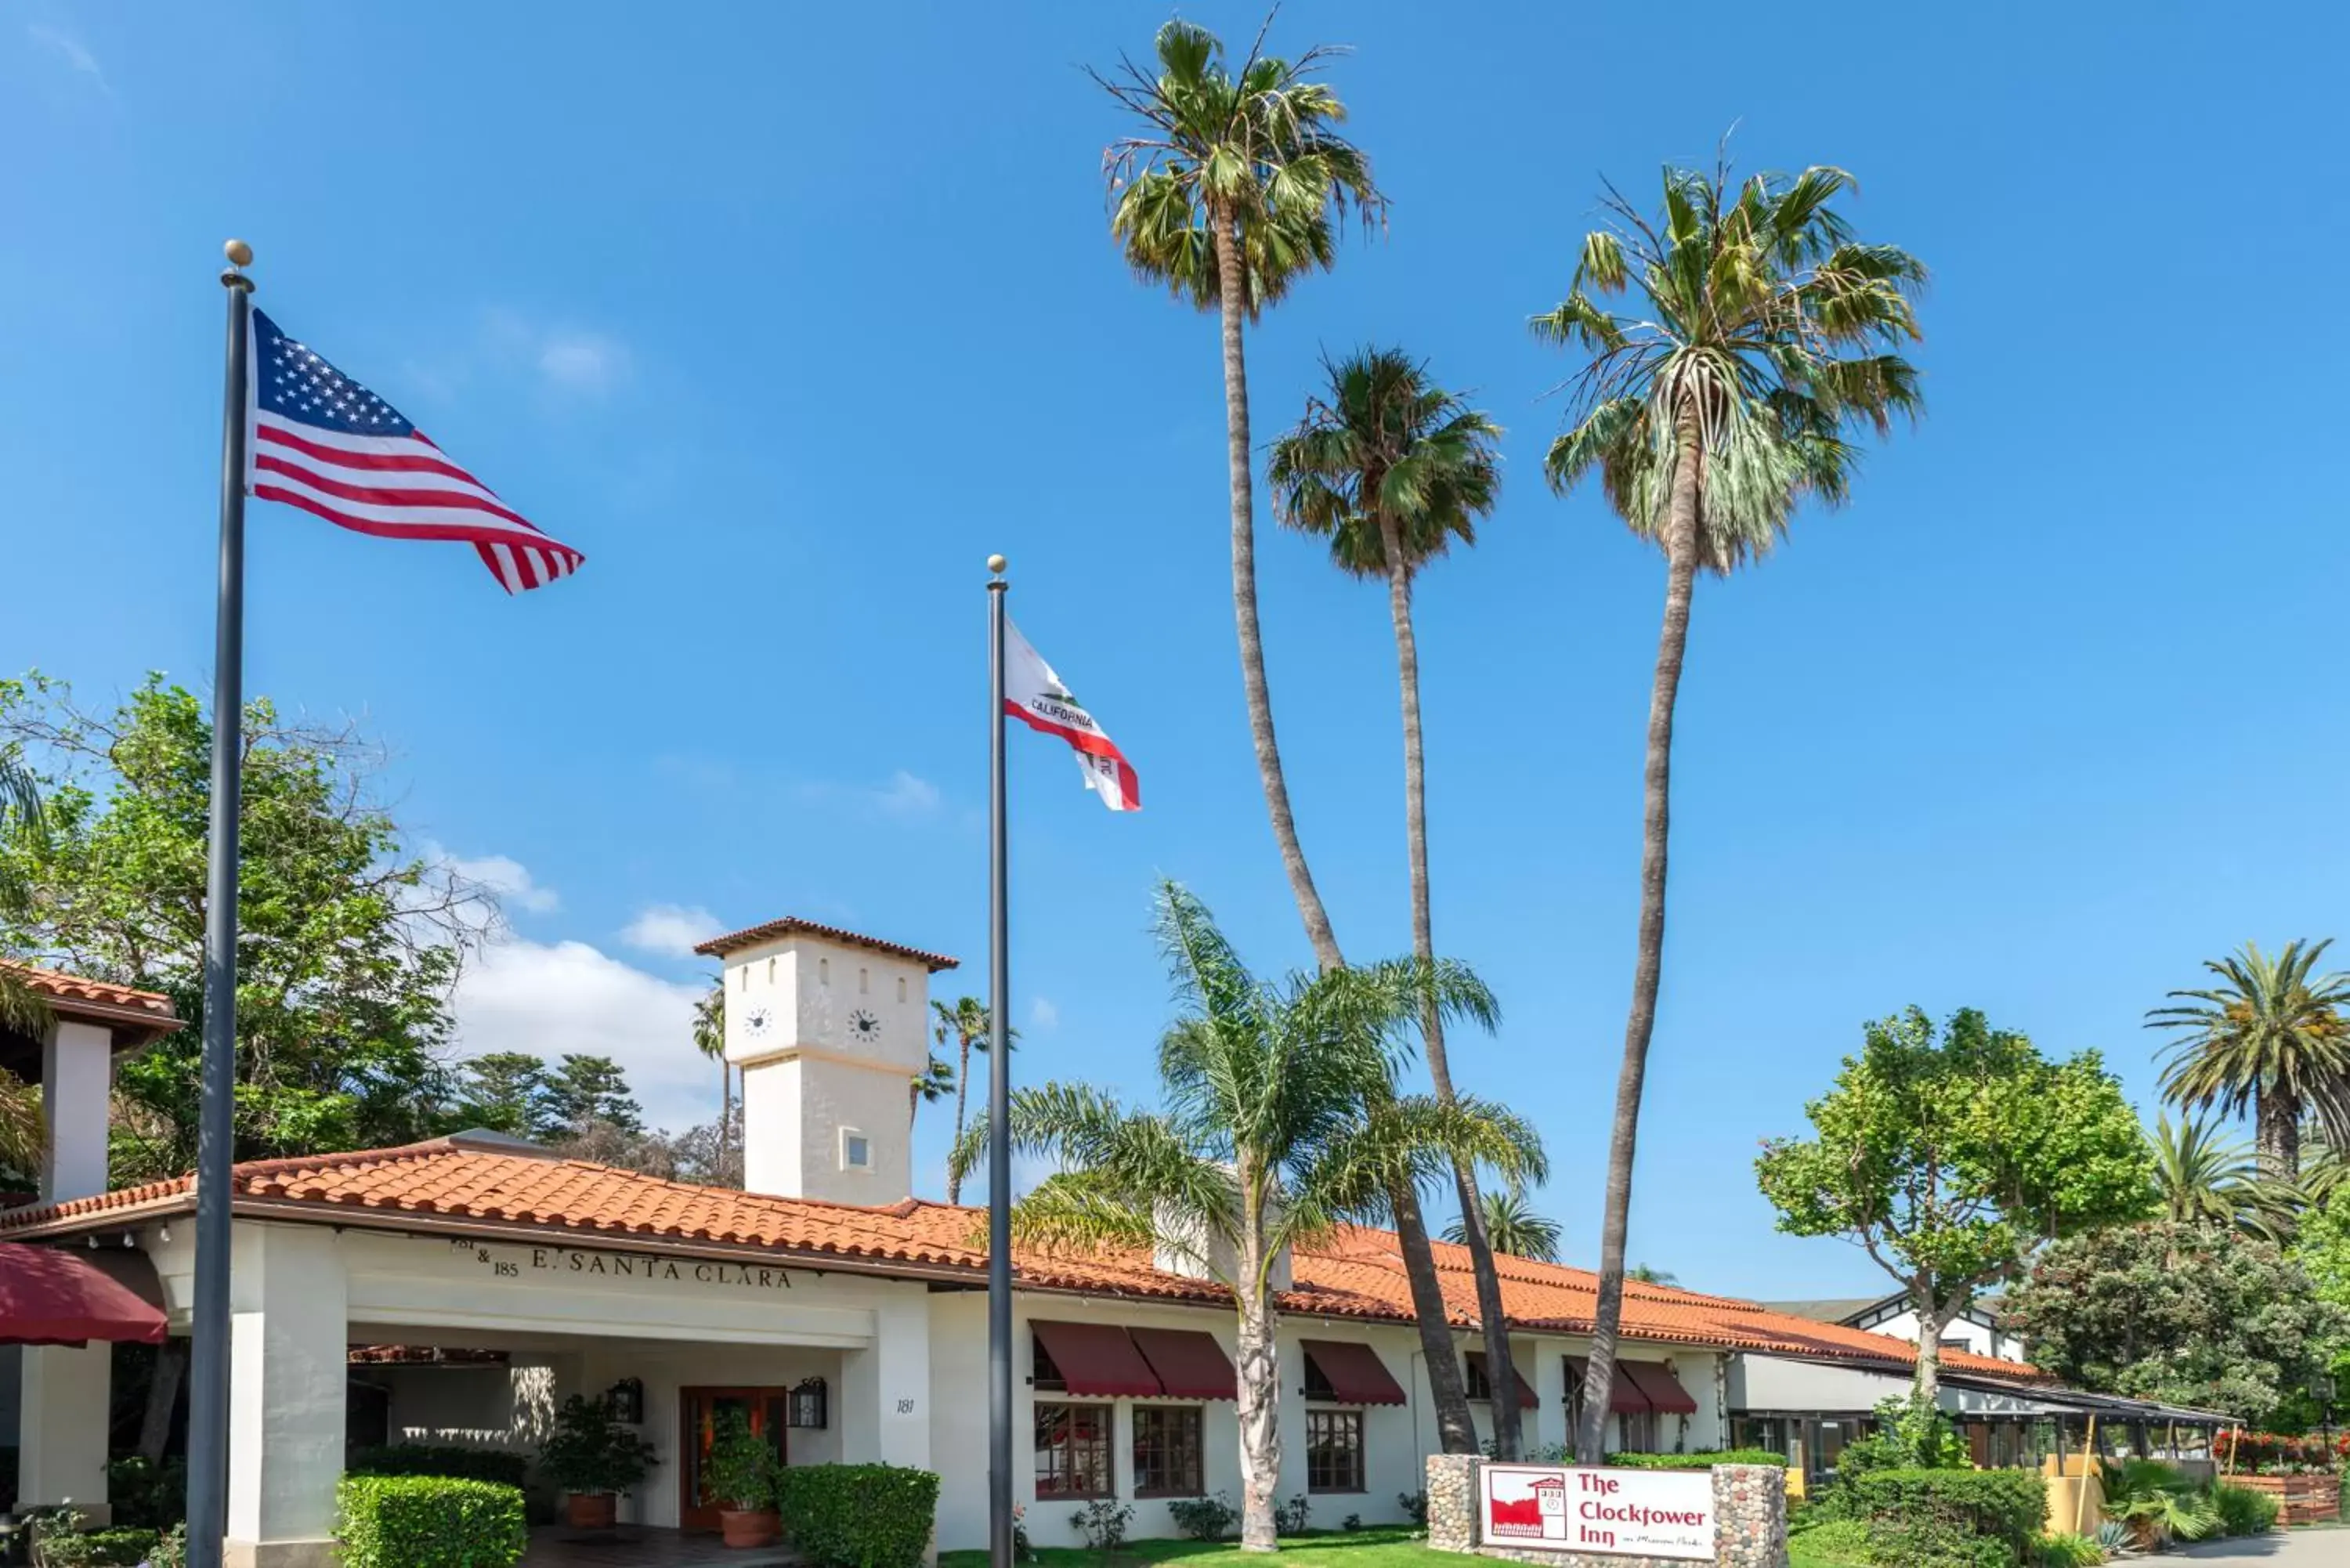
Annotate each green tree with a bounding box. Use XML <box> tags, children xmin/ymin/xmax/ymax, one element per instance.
<box><xmin>2148</xmin><ymin>1111</ymin><xmax>2300</xmax><ymax>1241</ymax></box>
<box><xmin>2149</xmin><ymin>939</ymin><xmax>2350</xmax><ymax>1182</ymax></box>
<box><xmin>1267</xmin><ymin>346</ymin><xmax>1520</xmax><ymax>1453</ymax></box>
<box><xmin>910</xmin><ymin>1049</ymin><xmax>953</xmax><ymax>1130</ymax></box>
<box><xmin>2005</xmin><ymin>1220</ymin><xmax>2346</xmax><ymax>1425</ymax></box>
<box><xmin>693</xmin><ymin>976</ymin><xmax>729</xmax><ymax>1153</ymax></box>
<box><xmin>1094</xmin><ymin>17</ymin><xmax>1382</xmax><ymax>974</ymax></box>
<box><xmin>1626</xmin><ymin>1264</ymin><xmax>1678</xmax><ymax>1286</ymax></box>
<box><xmin>1444</xmin><ymin>1186</ymin><xmax>1562</xmax><ymax>1265</ymax></box>
<box><xmin>543</xmin><ymin>1053</ymin><xmax>642</xmax><ymax>1136</ymax></box>
<box><xmin>0</xmin><ymin>674</ymin><xmax>498</xmax><ymax>1183</ymax></box>
<box><xmin>1532</xmin><ymin>160</ymin><xmax>1925</xmax><ymax>1458</ymax></box>
<box><xmin>1755</xmin><ymin>1006</ymin><xmax>2150</xmax><ymax>1405</ymax></box>
<box><xmin>454</xmin><ymin>1051</ymin><xmax>555</xmax><ymax>1138</ymax></box>
<box><xmin>950</xmin><ymin>882</ymin><xmax>1539</xmax><ymax>1550</ymax></box>
<box><xmin>0</xmin><ymin>745</ymin><xmax>49</xmax><ymax>1176</ymax></box>
<box><xmin>932</xmin><ymin>996</ymin><xmax>1014</xmax><ymax>1205</ymax></box>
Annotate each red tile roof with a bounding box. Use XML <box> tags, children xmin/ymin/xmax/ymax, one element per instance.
<box><xmin>2</xmin><ymin>965</ymin><xmax>181</xmax><ymax>1039</ymax></box>
<box><xmin>692</xmin><ymin>917</ymin><xmax>960</xmax><ymax>972</ymax></box>
<box><xmin>0</xmin><ymin>1139</ymin><xmax>2034</xmax><ymax>1384</ymax></box>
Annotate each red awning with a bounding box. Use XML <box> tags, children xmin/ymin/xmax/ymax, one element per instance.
<box><xmin>1468</xmin><ymin>1352</ymin><xmax>1538</xmax><ymax>1410</ymax></box>
<box><xmin>1618</xmin><ymin>1359</ymin><xmax>1698</xmax><ymax>1415</ymax></box>
<box><xmin>0</xmin><ymin>1243</ymin><xmax>167</xmax><ymax>1346</ymax></box>
<box><xmin>1031</xmin><ymin>1320</ymin><xmax>1164</xmax><ymax>1397</ymax></box>
<box><xmin>1130</xmin><ymin>1326</ymin><xmax>1237</xmax><ymax>1401</ymax></box>
<box><xmin>1300</xmin><ymin>1339</ymin><xmax>1408</xmax><ymax>1406</ymax></box>
<box><xmin>1565</xmin><ymin>1355</ymin><xmax>1654</xmax><ymax>1414</ymax></box>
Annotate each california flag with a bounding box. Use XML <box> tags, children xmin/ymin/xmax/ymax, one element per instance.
<box><xmin>1004</xmin><ymin>620</ymin><xmax>1141</xmax><ymax>812</ymax></box>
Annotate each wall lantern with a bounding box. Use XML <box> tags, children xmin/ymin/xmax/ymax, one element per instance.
<box><xmin>606</xmin><ymin>1377</ymin><xmax>645</xmax><ymax>1425</ymax></box>
<box><xmin>789</xmin><ymin>1376</ymin><xmax>829</xmax><ymax>1430</ymax></box>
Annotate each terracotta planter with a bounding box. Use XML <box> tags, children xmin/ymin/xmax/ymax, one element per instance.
<box><xmin>719</xmin><ymin>1508</ymin><xmax>783</xmax><ymax>1548</ymax></box>
<box><xmin>564</xmin><ymin>1492</ymin><xmax>618</xmax><ymax>1530</ymax></box>
<box><xmin>2231</xmin><ymin>1472</ymin><xmax>2342</xmax><ymax>1527</ymax></box>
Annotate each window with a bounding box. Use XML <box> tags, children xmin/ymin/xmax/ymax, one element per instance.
<box><xmin>859</xmin><ymin>966</ymin><xmax>870</xmax><ymax>994</ymax></box>
<box><xmin>1034</xmin><ymin>1403</ymin><xmax>1112</xmax><ymax>1498</ymax></box>
<box><xmin>898</xmin><ymin>976</ymin><xmax>908</xmax><ymax>1003</ymax></box>
<box><xmin>767</xmin><ymin>956</ymin><xmax>776</xmax><ymax>981</ymax></box>
<box><xmin>819</xmin><ymin>957</ymin><xmax>830</xmax><ymax>984</ymax></box>
<box><xmin>1463</xmin><ymin>1353</ymin><xmax>1502</xmax><ymax>1402</ymax></box>
<box><xmin>1133</xmin><ymin>1407</ymin><xmax>1204</xmax><ymax>1497</ymax></box>
<box><xmin>1938</xmin><ymin>1336</ymin><xmax>1972</xmax><ymax>1353</ymax></box>
<box><xmin>1617</xmin><ymin>1409</ymin><xmax>1661</xmax><ymax>1454</ymax></box>
<box><xmin>841</xmin><ymin>1129</ymin><xmax>873</xmax><ymax>1170</ymax></box>
<box><xmin>1302</xmin><ymin>1353</ymin><xmax>1338</xmax><ymax>1402</ymax></box>
<box><xmin>1304</xmin><ymin>1409</ymin><xmax>1364</xmax><ymax>1494</ymax></box>
<box><xmin>1032</xmin><ymin>1333</ymin><xmax>1067</xmax><ymax>1392</ymax></box>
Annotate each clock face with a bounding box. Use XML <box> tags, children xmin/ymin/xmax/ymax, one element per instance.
<box><xmin>743</xmin><ymin>1005</ymin><xmax>774</xmax><ymax>1039</ymax></box>
<box><xmin>847</xmin><ymin>1008</ymin><xmax>881</xmax><ymax>1043</ymax></box>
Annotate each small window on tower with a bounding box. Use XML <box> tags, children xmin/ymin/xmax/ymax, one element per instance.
<box><xmin>819</xmin><ymin>957</ymin><xmax>830</xmax><ymax>985</ymax></box>
<box><xmin>768</xmin><ymin>957</ymin><xmax>776</xmax><ymax>981</ymax></box>
<box><xmin>841</xmin><ymin>1129</ymin><xmax>873</xmax><ymax>1171</ymax></box>
<box><xmin>859</xmin><ymin>966</ymin><xmax>870</xmax><ymax>995</ymax></box>
<box><xmin>739</xmin><ymin>966</ymin><xmax>748</xmax><ymax>992</ymax></box>
<box><xmin>898</xmin><ymin>977</ymin><xmax>908</xmax><ymax>1003</ymax></box>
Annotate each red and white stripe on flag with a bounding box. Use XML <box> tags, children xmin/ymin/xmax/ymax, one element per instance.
<box><xmin>1004</xmin><ymin>620</ymin><xmax>1141</xmax><ymax>812</ymax></box>
<box><xmin>244</xmin><ymin>307</ymin><xmax>584</xmax><ymax>593</ymax></box>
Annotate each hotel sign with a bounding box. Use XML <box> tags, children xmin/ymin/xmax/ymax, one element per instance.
<box><xmin>1479</xmin><ymin>1464</ymin><xmax>1715</xmax><ymax>1561</ymax></box>
<box><xmin>446</xmin><ymin>1238</ymin><xmax>794</xmax><ymax>1292</ymax></box>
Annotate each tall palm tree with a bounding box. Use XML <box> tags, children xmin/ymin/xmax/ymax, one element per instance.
<box><xmin>0</xmin><ymin>750</ymin><xmax>51</xmax><ymax>1178</ymax></box>
<box><xmin>1444</xmin><ymin>1186</ymin><xmax>1562</xmax><ymax>1265</ymax></box>
<box><xmin>1533</xmin><ymin>157</ymin><xmax>1925</xmax><ymax>1460</ymax></box>
<box><xmin>2147</xmin><ymin>1111</ymin><xmax>2300</xmax><ymax>1241</ymax></box>
<box><xmin>933</xmin><ymin>996</ymin><xmax>1014</xmax><ymax>1205</ymax></box>
<box><xmin>1267</xmin><ymin>347</ymin><xmax>1524</xmax><ymax>1452</ymax></box>
<box><xmin>692</xmin><ymin>977</ymin><xmax>728</xmax><ymax>1151</ymax></box>
<box><xmin>909</xmin><ymin>1052</ymin><xmax>955</xmax><ymax>1132</ymax></box>
<box><xmin>1094</xmin><ymin>18</ymin><xmax>1382</xmax><ymax>974</ymax></box>
<box><xmin>951</xmin><ymin>882</ymin><xmax>1540</xmax><ymax>1551</ymax></box>
<box><xmin>2150</xmin><ymin>939</ymin><xmax>2350</xmax><ymax>1182</ymax></box>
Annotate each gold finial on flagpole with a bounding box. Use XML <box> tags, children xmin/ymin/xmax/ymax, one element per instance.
<box><xmin>987</xmin><ymin>554</ymin><xmax>1007</xmax><ymax>576</ymax></box>
<box><xmin>222</xmin><ymin>238</ymin><xmax>255</xmax><ymax>292</ymax></box>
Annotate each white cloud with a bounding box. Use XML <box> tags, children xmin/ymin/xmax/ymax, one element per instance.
<box><xmin>622</xmin><ymin>903</ymin><xmax>724</xmax><ymax>959</ymax></box>
<box><xmin>537</xmin><ymin>331</ymin><xmax>629</xmax><ymax>395</ymax></box>
<box><xmin>28</xmin><ymin>25</ymin><xmax>107</xmax><ymax>92</ymax></box>
<box><xmin>1029</xmin><ymin>997</ymin><xmax>1059</xmax><ymax>1030</ymax></box>
<box><xmin>874</xmin><ymin>770</ymin><xmax>942</xmax><ymax>820</ymax></box>
<box><xmin>450</xmin><ymin>938</ymin><xmax>714</xmax><ymax>1133</ymax></box>
<box><xmin>433</xmin><ymin>847</ymin><xmax>560</xmax><ymax>914</ymax></box>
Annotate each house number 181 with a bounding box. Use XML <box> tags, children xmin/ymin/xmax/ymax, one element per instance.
<box><xmin>896</xmin><ymin>1398</ymin><xmax>916</xmax><ymax>1414</ymax></box>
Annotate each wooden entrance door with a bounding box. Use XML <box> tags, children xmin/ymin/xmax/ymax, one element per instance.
<box><xmin>680</xmin><ymin>1387</ymin><xmax>789</xmax><ymax>1533</ymax></box>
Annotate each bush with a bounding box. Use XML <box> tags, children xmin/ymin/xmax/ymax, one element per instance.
<box><xmin>1272</xmin><ymin>1494</ymin><xmax>1311</xmax><ymax>1535</ymax></box>
<box><xmin>2033</xmin><ymin>1531</ymin><xmax>2102</xmax><ymax>1568</ymax></box>
<box><xmin>1605</xmin><ymin>1450</ymin><xmax>1788</xmax><ymax>1470</ymax></box>
<box><xmin>1838</xmin><ymin>1468</ymin><xmax>2047</xmax><ymax>1563</ymax></box>
<box><xmin>2210</xmin><ymin>1481</ymin><xmax>2280</xmax><ymax>1537</ymax></box>
<box><xmin>76</xmin><ymin>1529</ymin><xmax>161</xmax><ymax>1566</ymax></box>
<box><xmin>535</xmin><ymin>1395</ymin><xmax>656</xmax><ymax>1497</ymax></box>
<box><xmin>1167</xmin><ymin>1494</ymin><xmax>1238</xmax><ymax>1541</ymax></box>
<box><xmin>106</xmin><ymin>1455</ymin><xmax>189</xmax><ymax>1529</ymax></box>
<box><xmin>1787</xmin><ymin>1518</ymin><xmax>1871</xmax><ymax>1563</ymax></box>
<box><xmin>347</xmin><ymin>1445</ymin><xmax>531</xmax><ymax>1490</ymax></box>
<box><xmin>334</xmin><ymin>1475</ymin><xmax>527</xmax><ymax>1568</ymax></box>
<box><xmin>773</xmin><ymin>1463</ymin><xmax>941</xmax><ymax>1568</ymax></box>
<box><xmin>701</xmin><ymin>1407</ymin><xmax>779</xmax><ymax>1511</ymax></box>
<box><xmin>1068</xmin><ymin>1499</ymin><xmax>1133</xmax><ymax>1554</ymax></box>
<box><xmin>1397</xmin><ymin>1489</ymin><xmax>1429</xmax><ymax>1528</ymax></box>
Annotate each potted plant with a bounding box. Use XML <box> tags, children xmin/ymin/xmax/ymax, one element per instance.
<box><xmin>538</xmin><ymin>1393</ymin><xmax>659</xmax><ymax>1529</ymax></box>
<box><xmin>703</xmin><ymin>1406</ymin><xmax>782</xmax><ymax>1548</ymax></box>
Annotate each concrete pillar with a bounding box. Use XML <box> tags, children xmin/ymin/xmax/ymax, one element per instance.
<box><xmin>16</xmin><ymin>1344</ymin><xmax>113</xmax><ymax>1523</ymax></box>
<box><xmin>1524</xmin><ymin>1339</ymin><xmax>1570</xmax><ymax>1457</ymax></box>
<box><xmin>841</xmin><ymin>1287</ymin><xmax>931</xmax><ymax>1470</ymax></box>
<box><xmin>41</xmin><ymin>1019</ymin><xmax>114</xmax><ymax>1204</ymax></box>
<box><xmin>226</xmin><ymin>1226</ymin><xmax>348</xmax><ymax>1568</ymax></box>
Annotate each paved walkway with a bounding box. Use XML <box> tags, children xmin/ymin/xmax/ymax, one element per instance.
<box><xmin>522</xmin><ymin>1526</ymin><xmax>797</xmax><ymax>1566</ymax></box>
<box><xmin>2166</xmin><ymin>1530</ymin><xmax>2348</xmax><ymax>1564</ymax></box>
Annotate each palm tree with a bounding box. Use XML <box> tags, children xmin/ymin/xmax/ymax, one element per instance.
<box><xmin>2149</xmin><ymin>939</ymin><xmax>2350</xmax><ymax>1182</ymax></box>
<box><xmin>1533</xmin><ymin>156</ymin><xmax>1925</xmax><ymax>1461</ymax></box>
<box><xmin>933</xmin><ymin>997</ymin><xmax>1015</xmax><ymax>1205</ymax></box>
<box><xmin>692</xmin><ymin>977</ymin><xmax>728</xmax><ymax>1152</ymax></box>
<box><xmin>1268</xmin><ymin>346</ymin><xmax>1526</xmax><ymax>1451</ymax></box>
<box><xmin>951</xmin><ymin>882</ymin><xmax>1540</xmax><ymax>1551</ymax></box>
<box><xmin>909</xmin><ymin>1052</ymin><xmax>955</xmax><ymax>1132</ymax></box>
<box><xmin>1444</xmin><ymin>1186</ymin><xmax>1562</xmax><ymax>1265</ymax></box>
<box><xmin>2147</xmin><ymin>1111</ymin><xmax>2299</xmax><ymax>1237</ymax></box>
<box><xmin>1626</xmin><ymin>1263</ymin><xmax>1679</xmax><ymax>1286</ymax></box>
<box><xmin>1094</xmin><ymin>18</ymin><xmax>1382</xmax><ymax>974</ymax></box>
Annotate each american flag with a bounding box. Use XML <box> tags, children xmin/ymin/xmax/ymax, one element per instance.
<box><xmin>247</xmin><ymin>309</ymin><xmax>584</xmax><ymax>592</ymax></box>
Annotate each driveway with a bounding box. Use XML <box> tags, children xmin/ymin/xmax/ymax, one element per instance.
<box><xmin>2166</xmin><ymin>1531</ymin><xmax>2347</xmax><ymax>1564</ymax></box>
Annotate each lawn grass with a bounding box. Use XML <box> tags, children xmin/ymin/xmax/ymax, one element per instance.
<box><xmin>940</xmin><ymin>1526</ymin><xmax>1447</xmax><ymax>1568</ymax></box>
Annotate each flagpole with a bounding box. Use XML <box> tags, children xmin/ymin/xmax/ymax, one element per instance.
<box><xmin>185</xmin><ymin>238</ymin><xmax>254</xmax><ymax>1568</ymax></box>
<box><xmin>985</xmin><ymin>553</ymin><xmax>1014</xmax><ymax>1568</ymax></box>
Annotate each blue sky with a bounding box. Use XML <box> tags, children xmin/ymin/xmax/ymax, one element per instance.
<box><xmin>6</xmin><ymin>2</ymin><xmax>2346</xmax><ymax>1299</ymax></box>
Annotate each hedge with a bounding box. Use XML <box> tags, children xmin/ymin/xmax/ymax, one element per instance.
<box><xmin>1838</xmin><ymin>1469</ymin><xmax>2045</xmax><ymax>1562</ymax></box>
<box><xmin>348</xmin><ymin>1444</ymin><xmax>531</xmax><ymax>1490</ymax></box>
<box><xmin>1603</xmin><ymin>1450</ymin><xmax>1788</xmax><ymax>1470</ymax></box>
<box><xmin>78</xmin><ymin>1528</ymin><xmax>161</xmax><ymax>1566</ymax></box>
<box><xmin>774</xmin><ymin>1463</ymin><xmax>942</xmax><ymax>1568</ymax></box>
<box><xmin>335</xmin><ymin>1475</ymin><xmax>528</xmax><ymax>1568</ymax></box>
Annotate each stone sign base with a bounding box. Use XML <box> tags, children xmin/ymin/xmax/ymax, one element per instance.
<box><xmin>1426</xmin><ymin>1454</ymin><xmax>1786</xmax><ymax>1568</ymax></box>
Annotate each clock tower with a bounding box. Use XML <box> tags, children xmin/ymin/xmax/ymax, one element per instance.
<box><xmin>692</xmin><ymin>916</ymin><xmax>959</xmax><ymax>1205</ymax></box>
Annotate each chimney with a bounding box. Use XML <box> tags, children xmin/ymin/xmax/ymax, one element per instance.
<box><xmin>1152</xmin><ymin>1188</ymin><xmax>1292</xmax><ymax>1292</ymax></box>
<box><xmin>693</xmin><ymin>918</ymin><xmax>956</xmax><ymax>1206</ymax></box>
<box><xmin>3</xmin><ymin>969</ymin><xmax>183</xmax><ymax>1202</ymax></box>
